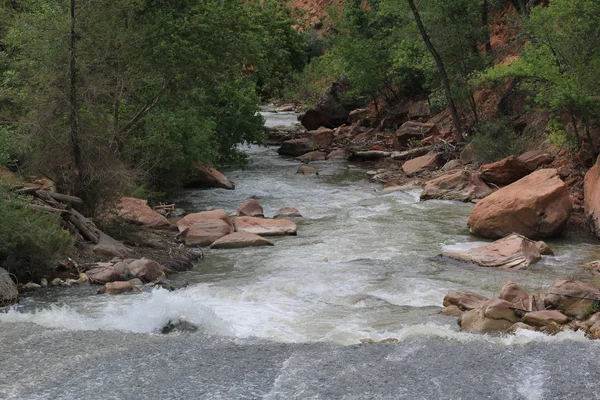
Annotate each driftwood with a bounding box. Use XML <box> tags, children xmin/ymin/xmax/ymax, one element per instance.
<box><xmin>12</xmin><ymin>186</ymin><xmax>100</xmax><ymax>244</ymax></box>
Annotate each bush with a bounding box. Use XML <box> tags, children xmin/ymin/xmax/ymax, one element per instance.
<box><xmin>0</xmin><ymin>186</ymin><xmax>74</xmax><ymax>280</ymax></box>
<box><xmin>470</xmin><ymin>118</ymin><xmax>530</xmax><ymax>164</ymax></box>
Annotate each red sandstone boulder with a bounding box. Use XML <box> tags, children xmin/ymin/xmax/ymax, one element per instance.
<box><xmin>420</xmin><ymin>170</ymin><xmax>492</xmax><ymax>202</ymax></box>
<box><xmin>278</xmin><ymin>127</ymin><xmax>335</xmax><ymax>157</ymax></box>
<box><xmin>237</xmin><ymin>200</ymin><xmax>264</xmax><ymax>218</ymax></box>
<box><xmin>118</xmin><ymin>197</ymin><xmax>170</xmax><ymax>228</ymax></box>
<box><xmin>393</xmin><ymin>122</ymin><xmax>438</xmax><ymax>150</ymax></box>
<box><xmin>176</xmin><ymin>209</ymin><xmax>233</xmax><ymax>231</ymax></box>
<box><xmin>124</xmin><ymin>258</ymin><xmax>165</xmax><ymax>282</ymax></box>
<box><xmin>467</xmin><ymin>169</ymin><xmax>572</xmax><ymax>239</ymax></box>
<box><xmin>296</xmin><ymin>151</ymin><xmax>327</xmax><ymax>163</ymax></box>
<box><xmin>443</xmin><ymin>291</ymin><xmax>490</xmax><ymax>311</ymax></box>
<box><xmin>326</xmin><ymin>149</ymin><xmax>347</xmax><ymax>160</ymax></box>
<box><xmin>210</xmin><ymin>232</ymin><xmax>274</xmax><ymax>249</ymax></box>
<box><xmin>584</xmin><ymin>155</ymin><xmax>600</xmax><ymax>237</ymax></box>
<box><xmin>184</xmin><ymin>219</ymin><xmax>233</xmax><ymax>247</ymax></box>
<box><xmin>518</xmin><ymin>150</ymin><xmax>554</xmax><ymax>172</ymax></box>
<box><xmin>402</xmin><ymin>151</ymin><xmax>442</xmax><ymax>175</ymax></box>
<box><xmin>522</xmin><ymin>310</ymin><xmax>569</xmax><ymax>327</ymax></box>
<box><xmin>479</xmin><ymin>156</ymin><xmax>529</xmax><ymax>186</ymax></box>
<box><xmin>442</xmin><ymin>234</ymin><xmax>550</xmax><ymax>270</ymax></box>
<box><xmin>86</xmin><ymin>264</ymin><xmax>125</xmax><ymax>284</ymax></box>
<box><xmin>98</xmin><ymin>281</ymin><xmax>138</xmax><ymax>295</ymax></box>
<box><xmin>234</xmin><ymin>217</ymin><xmax>297</xmax><ymax>237</ymax></box>
<box><xmin>545</xmin><ymin>280</ymin><xmax>600</xmax><ymax>319</ymax></box>
<box><xmin>459</xmin><ymin>298</ymin><xmax>521</xmax><ymax>334</ymax></box>
<box><xmin>498</xmin><ymin>281</ymin><xmax>545</xmax><ymax>312</ymax></box>
<box><xmin>186</xmin><ymin>165</ymin><xmax>234</xmax><ymax>190</ymax></box>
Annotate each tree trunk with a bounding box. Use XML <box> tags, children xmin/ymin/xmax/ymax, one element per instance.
<box><xmin>482</xmin><ymin>0</ymin><xmax>492</xmax><ymax>55</ymax></box>
<box><xmin>406</xmin><ymin>0</ymin><xmax>464</xmax><ymax>142</ymax></box>
<box><xmin>70</xmin><ymin>0</ymin><xmax>83</xmax><ymax>191</ymax></box>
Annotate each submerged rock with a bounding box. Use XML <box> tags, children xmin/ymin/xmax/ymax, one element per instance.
<box><xmin>237</xmin><ymin>200</ymin><xmax>265</xmax><ymax>218</ymax></box>
<box><xmin>467</xmin><ymin>169</ymin><xmax>572</xmax><ymax>239</ymax></box>
<box><xmin>160</xmin><ymin>320</ymin><xmax>199</xmax><ymax>334</ymax></box>
<box><xmin>442</xmin><ymin>234</ymin><xmax>550</xmax><ymax>270</ymax></box>
<box><xmin>210</xmin><ymin>232</ymin><xmax>274</xmax><ymax>249</ymax></box>
<box><xmin>443</xmin><ymin>292</ymin><xmax>490</xmax><ymax>311</ymax></box>
<box><xmin>234</xmin><ymin>217</ymin><xmax>297</xmax><ymax>237</ymax></box>
<box><xmin>274</xmin><ymin>207</ymin><xmax>302</xmax><ymax>219</ymax></box>
<box><xmin>297</xmin><ymin>165</ymin><xmax>318</xmax><ymax>175</ymax></box>
<box><xmin>98</xmin><ymin>281</ymin><xmax>139</xmax><ymax>295</ymax></box>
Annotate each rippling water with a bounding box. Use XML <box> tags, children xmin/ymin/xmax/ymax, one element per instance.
<box><xmin>2</xmin><ymin>113</ymin><xmax>600</xmax><ymax>399</ymax></box>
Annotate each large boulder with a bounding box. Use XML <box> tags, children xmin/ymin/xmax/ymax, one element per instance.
<box><xmin>0</xmin><ymin>267</ymin><xmax>18</xmax><ymax>307</ymax></box>
<box><xmin>545</xmin><ymin>280</ymin><xmax>600</xmax><ymax>319</ymax></box>
<box><xmin>234</xmin><ymin>217</ymin><xmax>297</xmax><ymax>237</ymax></box>
<box><xmin>278</xmin><ymin>128</ymin><xmax>335</xmax><ymax>157</ymax></box>
<box><xmin>86</xmin><ymin>264</ymin><xmax>125</xmax><ymax>284</ymax></box>
<box><xmin>402</xmin><ymin>151</ymin><xmax>442</xmax><ymax>175</ymax></box>
<box><xmin>522</xmin><ymin>310</ymin><xmax>569</xmax><ymax>327</ymax></box>
<box><xmin>478</xmin><ymin>156</ymin><xmax>529</xmax><ymax>186</ymax></box>
<box><xmin>393</xmin><ymin>122</ymin><xmax>438</xmax><ymax>150</ymax></box>
<box><xmin>117</xmin><ymin>197</ymin><xmax>170</xmax><ymax>228</ymax></box>
<box><xmin>420</xmin><ymin>170</ymin><xmax>493</xmax><ymax>202</ymax></box>
<box><xmin>459</xmin><ymin>299</ymin><xmax>521</xmax><ymax>334</ymax></box>
<box><xmin>442</xmin><ymin>234</ymin><xmax>550</xmax><ymax>270</ymax></box>
<box><xmin>176</xmin><ymin>209</ymin><xmax>233</xmax><ymax>231</ymax></box>
<box><xmin>498</xmin><ymin>281</ymin><xmax>545</xmax><ymax>312</ymax></box>
<box><xmin>184</xmin><ymin>219</ymin><xmax>233</xmax><ymax>247</ymax></box>
<box><xmin>210</xmin><ymin>232</ymin><xmax>274</xmax><ymax>249</ymax></box>
<box><xmin>584</xmin><ymin>155</ymin><xmax>600</xmax><ymax>237</ymax></box>
<box><xmin>237</xmin><ymin>200</ymin><xmax>264</xmax><ymax>218</ymax></box>
<box><xmin>467</xmin><ymin>169</ymin><xmax>572</xmax><ymax>239</ymax></box>
<box><xmin>186</xmin><ymin>165</ymin><xmax>234</xmax><ymax>190</ymax></box>
<box><xmin>300</xmin><ymin>78</ymin><xmax>354</xmax><ymax>130</ymax></box>
<box><xmin>518</xmin><ymin>150</ymin><xmax>554</xmax><ymax>172</ymax></box>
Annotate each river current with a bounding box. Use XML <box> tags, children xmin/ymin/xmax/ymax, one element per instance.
<box><xmin>2</xmin><ymin>112</ymin><xmax>600</xmax><ymax>399</ymax></box>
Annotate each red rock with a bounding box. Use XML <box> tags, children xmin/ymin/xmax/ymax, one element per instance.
<box><xmin>467</xmin><ymin>169</ymin><xmax>572</xmax><ymax>239</ymax></box>
<box><xmin>402</xmin><ymin>151</ymin><xmax>442</xmax><ymax>175</ymax></box>
<box><xmin>184</xmin><ymin>219</ymin><xmax>233</xmax><ymax>247</ymax></box>
<box><xmin>234</xmin><ymin>217</ymin><xmax>297</xmax><ymax>237</ymax></box>
<box><xmin>326</xmin><ymin>149</ymin><xmax>347</xmax><ymax>160</ymax></box>
<box><xmin>479</xmin><ymin>156</ymin><xmax>529</xmax><ymax>186</ymax></box>
<box><xmin>125</xmin><ymin>258</ymin><xmax>165</xmax><ymax>282</ymax></box>
<box><xmin>296</xmin><ymin>151</ymin><xmax>327</xmax><ymax>163</ymax></box>
<box><xmin>584</xmin><ymin>155</ymin><xmax>600</xmax><ymax>237</ymax></box>
<box><xmin>118</xmin><ymin>197</ymin><xmax>170</xmax><ymax>228</ymax></box>
<box><xmin>237</xmin><ymin>200</ymin><xmax>264</xmax><ymax>218</ymax></box>
<box><xmin>459</xmin><ymin>143</ymin><xmax>475</xmax><ymax>165</ymax></box>
<box><xmin>210</xmin><ymin>232</ymin><xmax>274</xmax><ymax>249</ymax></box>
<box><xmin>499</xmin><ymin>281</ymin><xmax>530</xmax><ymax>307</ymax></box>
<box><xmin>177</xmin><ymin>209</ymin><xmax>233</xmax><ymax>232</ymax></box>
<box><xmin>393</xmin><ymin>122</ymin><xmax>438</xmax><ymax>150</ymax></box>
<box><xmin>369</xmin><ymin>144</ymin><xmax>385</xmax><ymax>151</ymax></box>
<box><xmin>0</xmin><ymin>267</ymin><xmax>18</xmax><ymax>307</ymax></box>
<box><xmin>274</xmin><ymin>207</ymin><xmax>302</xmax><ymax>219</ymax></box>
<box><xmin>459</xmin><ymin>299</ymin><xmax>520</xmax><ymax>334</ymax></box>
<box><xmin>440</xmin><ymin>305</ymin><xmax>463</xmax><ymax>317</ymax></box>
<box><xmin>522</xmin><ymin>310</ymin><xmax>569</xmax><ymax>327</ymax></box>
<box><xmin>443</xmin><ymin>292</ymin><xmax>490</xmax><ymax>311</ymax></box>
<box><xmin>297</xmin><ymin>165</ymin><xmax>318</xmax><ymax>175</ymax></box>
<box><xmin>187</xmin><ymin>164</ymin><xmax>234</xmax><ymax>190</ymax></box>
<box><xmin>518</xmin><ymin>150</ymin><xmax>554</xmax><ymax>172</ymax></box>
<box><xmin>307</xmin><ymin>127</ymin><xmax>335</xmax><ymax>149</ymax></box>
<box><xmin>442</xmin><ymin>234</ymin><xmax>549</xmax><ymax>270</ymax></box>
<box><xmin>545</xmin><ymin>280</ymin><xmax>600</xmax><ymax>319</ymax></box>
<box><xmin>278</xmin><ymin>138</ymin><xmax>313</xmax><ymax>157</ymax></box>
<box><xmin>86</xmin><ymin>265</ymin><xmax>125</xmax><ymax>284</ymax></box>
<box><xmin>420</xmin><ymin>170</ymin><xmax>492</xmax><ymax>202</ymax></box>
<box><xmin>98</xmin><ymin>281</ymin><xmax>137</xmax><ymax>295</ymax></box>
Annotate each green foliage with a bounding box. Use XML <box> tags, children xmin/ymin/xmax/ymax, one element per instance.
<box><xmin>470</xmin><ymin>118</ymin><xmax>529</xmax><ymax>164</ymax></box>
<box><xmin>0</xmin><ymin>186</ymin><xmax>74</xmax><ymax>279</ymax></box>
<box><xmin>546</xmin><ymin>120</ymin><xmax>578</xmax><ymax>152</ymax></box>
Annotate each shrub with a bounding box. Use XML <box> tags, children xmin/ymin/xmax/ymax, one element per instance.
<box><xmin>470</xmin><ymin>118</ymin><xmax>529</xmax><ymax>164</ymax></box>
<box><xmin>0</xmin><ymin>186</ymin><xmax>74</xmax><ymax>280</ymax></box>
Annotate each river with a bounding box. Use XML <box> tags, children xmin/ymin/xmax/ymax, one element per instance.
<box><xmin>1</xmin><ymin>112</ymin><xmax>600</xmax><ymax>399</ymax></box>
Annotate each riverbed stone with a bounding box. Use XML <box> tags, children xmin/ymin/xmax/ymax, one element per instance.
<box><xmin>98</xmin><ymin>281</ymin><xmax>138</xmax><ymax>295</ymax></box>
<box><xmin>86</xmin><ymin>265</ymin><xmax>125</xmax><ymax>284</ymax></box>
<box><xmin>326</xmin><ymin>149</ymin><xmax>347</xmax><ymax>160</ymax></box>
<box><xmin>522</xmin><ymin>310</ymin><xmax>569</xmax><ymax>327</ymax></box>
<box><xmin>545</xmin><ymin>280</ymin><xmax>600</xmax><ymax>319</ymax></box>
<box><xmin>393</xmin><ymin>122</ymin><xmax>438</xmax><ymax>150</ymax></box>
<box><xmin>459</xmin><ymin>299</ymin><xmax>520</xmax><ymax>334</ymax></box>
<box><xmin>0</xmin><ymin>268</ymin><xmax>18</xmax><ymax>307</ymax></box>
<box><xmin>297</xmin><ymin>165</ymin><xmax>318</xmax><ymax>175</ymax></box>
<box><xmin>402</xmin><ymin>151</ymin><xmax>442</xmax><ymax>175</ymax></box>
<box><xmin>186</xmin><ymin>164</ymin><xmax>234</xmax><ymax>190</ymax></box>
<box><xmin>177</xmin><ymin>209</ymin><xmax>233</xmax><ymax>231</ymax></box>
<box><xmin>210</xmin><ymin>232</ymin><xmax>274</xmax><ymax>249</ymax></box>
<box><xmin>439</xmin><ymin>305</ymin><xmax>463</xmax><ymax>317</ymax></box>
<box><xmin>443</xmin><ymin>291</ymin><xmax>490</xmax><ymax>311</ymax></box>
<box><xmin>184</xmin><ymin>219</ymin><xmax>233</xmax><ymax>247</ymax></box>
<box><xmin>237</xmin><ymin>200</ymin><xmax>265</xmax><ymax>218</ymax></box>
<box><xmin>518</xmin><ymin>150</ymin><xmax>554</xmax><ymax>172</ymax></box>
<box><xmin>234</xmin><ymin>217</ymin><xmax>297</xmax><ymax>237</ymax></box>
<box><xmin>274</xmin><ymin>207</ymin><xmax>302</xmax><ymax>219</ymax></box>
<box><xmin>124</xmin><ymin>258</ymin><xmax>165</xmax><ymax>282</ymax></box>
<box><xmin>420</xmin><ymin>170</ymin><xmax>493</xmax><ymax>202</ymax></box>
<box><xmin>442</xmin><ymin>234</ymin><xmax>549</xmax><ymax>270</ymax></box>
<box><xmin>467</xmin><ymin>169</ymin><xmax>572</xmax><ymax>239</ymax></box>
<box><xmin>296</xmin><ymin>151</ymin><xmax>327</xmax><ymax>163</ymax></box>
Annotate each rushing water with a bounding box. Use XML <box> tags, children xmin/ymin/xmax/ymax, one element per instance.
<box><xmin>2</xmin><ymin>113</ymin><xmax>600</xmax><ymax>399</ymax></box>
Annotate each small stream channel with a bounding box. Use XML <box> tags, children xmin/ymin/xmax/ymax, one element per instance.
<box><xmin>1</xmin><ymin>112</ymin><xmax>600</xmax><ymax>399</ymax></box>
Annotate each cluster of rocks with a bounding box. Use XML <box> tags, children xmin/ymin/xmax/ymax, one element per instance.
<box><xmin>442</xmin><ymin>280</ymin><xmax>600</xmax><ymax>339</ymax></box>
